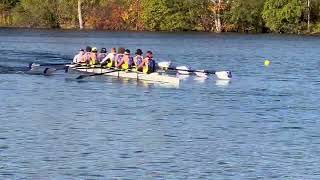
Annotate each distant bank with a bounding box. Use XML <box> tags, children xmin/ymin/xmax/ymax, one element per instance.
<box><xmin>0</xmin><ymin>26</ymin><xmax>319</xmax><ymax>36</ymax></box>
<box><xmin>1</xmin><ymin>0</ymin><xmax>320</xmax><ymax>35</ymax></box>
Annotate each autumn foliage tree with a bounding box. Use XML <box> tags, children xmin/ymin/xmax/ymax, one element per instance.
<box><xmin>1</xmin><ymin>0</ymin><xmax>320</xmax><ymax>34</ymax></box>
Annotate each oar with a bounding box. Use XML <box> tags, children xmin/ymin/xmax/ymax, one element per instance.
<box><xmin>168</xmin><ymin>67</ymin><xmax>232</xmax><ymax>80</ymax></box>
<box><xmin>29</xmin><ymin>62</ymin><xmax>71</xmax><ymax>68</ymax></box>
<box><xmin>75</xmin><ymin>69</ymin><xmax>120</xmax><ymax>79</ymax></box>
<box><xmin>29</xmin><ymin>62</ymin><xmax>73</xmax><ymax>73</ymax></box>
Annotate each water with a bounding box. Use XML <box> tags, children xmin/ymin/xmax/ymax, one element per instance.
<box><xmin>1</xmin><ymin>28</ymin><xmax>320</xmax><ymax>179</ymax></box>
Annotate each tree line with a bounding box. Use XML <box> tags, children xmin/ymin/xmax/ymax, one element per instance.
<box><xmin>0</xmin><ymin>0</ymin><xmax>320</xmax><ymax>34</ymax></box>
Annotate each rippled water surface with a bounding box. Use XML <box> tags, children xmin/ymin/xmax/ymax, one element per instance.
<box><xmin>1</xmin><ymin>28</ymin><xmax>320</xmax><ymax>179</ymax></box>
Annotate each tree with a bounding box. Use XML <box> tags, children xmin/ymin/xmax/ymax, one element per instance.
<box><xmin>0</xmin><ymin>0</ymin><xmax>19</xmax><ymax>25</ymax></box>
<box><xmin>262</xmin><ymin>0</ymin><xmax>304</xmax><ymax>33</ymax></box>
<box><xmin>12</xmin><ymin>0</ymin><xmax>60</xmax><ymax>28</ymax></box>
<box><xmin>78</xmin><ymin>0</ymin><xmax>83</xmax><ymax>29</ymax></box>
<box><xmin>209</xmin><ymin>0</ymin><xmax>227</xmax><ymax>32</ymax></box>
<box><xmin>188</xmin><ymin>0</ymin><xmax>215</xmax><ymax>31</ymax></box>
<box><xmin>141</xmin><ymin>0</ymin><xmax>168</xmax><ymax>31</ymax></box>
<box><xmin>226</xmin><ymin>0</ymin><xmax>265</xmax><ymax>32</ymax></box>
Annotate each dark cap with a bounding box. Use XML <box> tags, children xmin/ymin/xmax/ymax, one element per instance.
<box><xmin>86</xmin><ymin>46</ymin><xmax>92</xmax><ymax>52</ymax></box>
<box><xmin>146</xmin><ymin>51</ymin><xmax>153</xmax><ymax>58</ymax></box>
<box><xmin>100</xmin><ymin>48</ymin><xmax>107</xmax><ymax>53</ymax></box>
<box><xmin>124</xmin><ymin>49</ymin><xmax>130</xmax><ymax>55</ymax></box>
<box><xmin>135</xmin><ymin>49</ymin><xmax>143</xmax><ymax>55</ymax></box>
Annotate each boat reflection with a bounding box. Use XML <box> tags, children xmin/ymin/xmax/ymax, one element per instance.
<box><xmin>215</xmin><ymin>79</ymin><xmax>231</xmax><ymax>86</ymax></box>
<box><xmin>194</xmin><ymin>76</ymin><xmax>207</xmax><ymax>83</ymax></box>
<box><xmin>177</xmin><ymin>74</ymin><xmax>190</xmax><ymax>80</ymax></box>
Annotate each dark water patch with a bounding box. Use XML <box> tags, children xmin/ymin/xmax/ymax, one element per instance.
<box><xmin>119</xmin><ymin>153</ymin><xmax>130</xmax><ymax>159</ymax></box>
<box><xmin>280</xmin><ymin>126</ymin><xmax>304</xmax><ymax>130</ymax></box>
<box><xmin>0</xmin><ymin>172</ymin><xmax>14</xmax><ymax>176</ymax></box>
<box><xmin>163</xmin><ymin>134</ymin><xmax>177</xmax><ymax>138</ymax></box>
<box><xmin>0</xmin><ymin>145</ymin><xmax>9</xmax><ymax>150</ymax></box>
<box><xmin>81</xmin><ymin>152</ymin><xmax>92</xmax><ymax>157</ymax></box>
<box><xmin>134</xmin><ymin>150</ymin><xmax>144</xmax><ymax>153</ymax></box>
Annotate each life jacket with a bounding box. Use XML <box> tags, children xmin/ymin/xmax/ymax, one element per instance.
<box><xmin>89</xmin><ymin>53</ymin><xmax>98</xmax><ymax>65</ymax></box>
<box><xmin>134</xmin><ymin>55</ymin><xmax>143</xmax><ymax>67</ymax></box>
<box><xmin>106</xmin><ymin>53</ymin><xmax>116</xmax><ymax>67</ymax></box>
<box><xmin>143</xmin><ymin>58</ymin><xmax>156</xmax><ymax>74</ymax></box>
<box><xmin>115</xmin><ymin>54</ymin><xmax>124</xmax><ymax>67</ymax></box>
<box><xmin>82</xmin><ymin>52</ymin><xmax>91</xmax><ymax>64</ymax></box>
<box><xmin>122</xmin><ymin>56</ymin><xmax>134</xmax><ymax>70</ymax></box>
<box><xmin>98</xmin><ymin>53</ymin><xmax>107</xmax><ymax>62</ymax></box>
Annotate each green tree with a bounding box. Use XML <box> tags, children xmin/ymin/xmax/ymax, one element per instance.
<box><xmin>57</xmin><ymin>0</ymin><xmax>79</xmax><ymax>28</ymax></box>
<box><xmin>226</xmin><ymin>0</ymin><xmax>265</xmax><ymax>32</ymax></box>
<box><xmin>13</xmin><ymin>0</ymin><xmax>60</xmax><ymax>28</ymax></box>
<box><xmin>188</xmin><ymin>0</ymin><xmax>215</xmax><ymax>31</ymax></box>
<box><xmin>160</xmin><ymin>0</ymin><xmax>194</xmax><ymax>31</ymax></box>
<box><xmin>262</xmin><ymin>0</ymin><xmax>304</xmax><ymax>33</ymax></box>
<box><xmin>0</xmin><ymin>0</ymin><xmax>19</xmax><ymax>25</ymax></box>
<box><xmin>141</xmin><ymin>0</ymin><xmax>168</xmax><ymax>31</ymax></box>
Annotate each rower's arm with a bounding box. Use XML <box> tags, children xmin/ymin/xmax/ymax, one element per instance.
<box><xmin>116</xmin><ymin>58</ymin><xmax>124</xmax><ymax>68</ymax></box>
<box><xmin>138</xmin><ymin>60</ymin><xmax>145</xmax><ymax>69</ymax></box>
<box><xmin>100</xmin><ymin>56</ymin><xmax>108</xmax><ymax>64</ymax></box>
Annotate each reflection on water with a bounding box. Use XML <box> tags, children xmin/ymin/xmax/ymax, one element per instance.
<box><xmin>194</xmin><ymin>76</ymin><xmax>207</xmax><ymax>83</ymax></box>
<box><xmin>215</xmin><ymin>80</ymin><xmax>231</xmax><ymax>86</ymax></box>
<box><xmin>177</xmin><ymin>74</ymin><xmax>190</xmax><ymax>80</ymax></box>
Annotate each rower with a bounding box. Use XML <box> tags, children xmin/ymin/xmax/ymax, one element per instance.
<box><xmin>97</xmin><ymin>48</ymin><xmax>107</xmax><ymax>62</ymax></box>
<box><xmin>89</xmin><ymin>47</ymin><xmax>99</xmax><ymax>66</ymax></box>
<box><xmin>101</xmin><ymin>47</ymin><xmax>117</xmax><ymax>67</ymax></box>
<box><xmin>115</xmin><ymin>47</ymin><xmax>125</xmax><ymax>67</ymax></box>
<box><xmin>116</xmin><ymin>49</ymin><xmax>133</xmax><ymax>70</ymax></box>
<box><xmin>133</xmin><ymin>49</ymin><xmax>143</xmax><ymax>67</ymax></box>
<box><xmin>73</xmin><ymin>48</ymin><xmax>85</xmax><ymax>64</ymax></box>
<box><xmin>81</xmin><ymin>46</ymin><xmax>92</xmax><ymax>65</ymax></box>
<box><xmin>138</xmin><ymin>51</ymin><xmax>156</xmax><ymax>74</ymax></box>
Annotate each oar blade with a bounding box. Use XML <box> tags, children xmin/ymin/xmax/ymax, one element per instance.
<box><xmin>157</xmin><ymin>61</ymin><xmax>172</xmax><ymax>69</ymax></box>
<box><xmin>195</xmin><ymin>71</ymin><xmax>208</xmax><ymax>78</ymax></box>
<box><xmin>215</xmin><ymin>71</ymin><xmax>232</xmax><ymax>80</ymax></box>
<box><xmin>176</xmin><ymin>66</ymin><xmax>191</xmax><ymax>75</ymax></box>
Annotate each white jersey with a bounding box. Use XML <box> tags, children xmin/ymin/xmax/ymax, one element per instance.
<box><xmin>101</xmin><ymin>52</ymin><xmax>116</xmax><ymax>64</ymax></box>
<box><xmin>73</xmin><ymin>53</ymin><xmax>82</xmax><ymax>63</ymax></box>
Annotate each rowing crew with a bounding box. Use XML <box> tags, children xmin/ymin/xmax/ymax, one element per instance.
<box><xmin>73</xmin><ymin>46</ymin><xmax>156</xmax><ymax>74</ymax></box>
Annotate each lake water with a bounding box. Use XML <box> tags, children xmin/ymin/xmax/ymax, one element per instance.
<box><xmin>0</xmin><ymin>28</ymin><xmax>320</xmax><ymax>179</ymax></box>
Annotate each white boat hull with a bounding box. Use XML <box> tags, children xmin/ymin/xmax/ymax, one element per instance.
<box><xmin>71</xmin><ymin>66</ymin><xmax>180</xmax><ymax>85</ymax></box>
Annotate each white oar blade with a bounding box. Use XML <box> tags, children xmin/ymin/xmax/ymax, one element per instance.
<box><xmin>157</xmin><ymin>61</ymin><xmax>172</xmax><ymax>69</ymax></box>
<box><xmin>176</xmin><ymin>66</ymin><xmax>191</xmax><ymax>75</ymax></box>
<box><xmin>215</xmin><ymin>71</ymin><xmax>232</xmax><ymax>80</ymax></box>
<box><xmin>195</xmin><ymin>72</ymin><xmax>208</xmax><ymax>78</ymax></box>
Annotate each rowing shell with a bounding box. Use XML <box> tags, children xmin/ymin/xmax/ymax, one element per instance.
<box><xmin>69</xmin><ymin>65</ymin><xmax>180</xmax><ymax>85</ymax></box>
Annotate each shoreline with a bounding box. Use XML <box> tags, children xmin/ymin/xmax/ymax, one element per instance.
<box><xmin>0</xmin><ymin>26</ymin><xmax>319</xmax><ymax>36</ymax></box>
